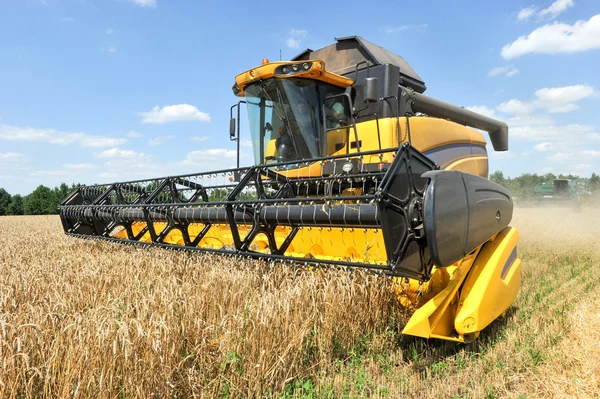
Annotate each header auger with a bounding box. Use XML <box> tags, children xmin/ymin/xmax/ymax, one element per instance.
<box><xmin>59</xmin><ymin>36</ymin><xmax>521</xmax><ymax>343</ymax></box>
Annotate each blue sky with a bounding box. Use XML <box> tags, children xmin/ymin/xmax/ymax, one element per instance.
<box><xmin>1</xmin><ymin>0</ymin><xmax>599</xmax><ymax>195</ymax></box>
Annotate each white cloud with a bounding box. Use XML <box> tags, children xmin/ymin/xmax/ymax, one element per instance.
<box><xmin>190</xmin><ymin>136</ymin><xmax>209</xmax><ymax>142</ymax></box>
<box><xmin>0</xmin><ymin>124</ymin><xmax>127</xmax><ymax>147</ymax></box>
<box><xmin>64</xmin><ymin>163</ymin><xmax>95</xmax><ymax>169</ymax></box>
<box><xmin>106</xmin><ymin>28</ymin><xmax>114</xmax><ymax>35</ymax></box>
<box><xmin>534</xmin><ymin>84</ymin><xmax>596</xmax><ymax>113</ymax></box>
<box><xmin>138</xmin><ymin>104</ymin><xmax>211</xmax><ymax>124</ymax></box>
<box><xmin>570</xmin><ymin>163</ymin><xmax>593</xmax><ymax>171</ymax></box>
<box><xmin>517</xmin><ymin>6</ymin><xmax>537</xmax><ymax>21</ymax></box>
<box><xmin>545</xmin><ymin>103</ymin><xmax>580</xmax><ymax>113</ymax></box>
<box><xmin>285</xmin><ymin>28</ymin><xmax>308</xmax><ymax>49</ymax></box>
<box><xmin>517</xmin><ymin>0</ymin><xmax>573</xmax><ymax>21</ymax></box>
<box><xmin>126</xmin><ymin>130</ymin><xmax>143</xmax><ymax>138</ymax></box>
<box><xmin>490</xmin><ymin>151</ymin><xmax>515</xmax><ymax>160</ymax></box>
<box><xmin>0</xmin><ymin>152</ymin><xmax>29</xmax><ymax>162</ymax></box>
<box><xmin>97</xmin><ymin>171</ymin><xmax>119</xmax><ymax>179</ymax></box>
<box><xmin>547</xmin><ymin>152</ymin><xmax>576</xmax><ymax>162</ymax></box>
<box><xmin>80</xmin><ymin>136</ymin><xmax>127</xmax><ymax>147</ymax></box>
<box><xmin>95</xmin><ymin>158</ymin><xmax>163</xmax><ymax>182</ymax></box>
<box><xmin>148</xmin><ymin>135</ymin><xmax>174</xmax><ymax>146</ymax></box>
<box><xmin>30</xmin><ymin>170</ymin><xmax>76</xmax><ymax>177</ymax></box>
<box><xmin>62</xmin><ymin>17</ymin><xmax>74</xmax><ymax>22</ymax></box>
<box><xmin>96</xmin><ymin>148</ymin><xmax>146</xmax><ymax>159</ymax></box>
<box><xmin>240</xmin><ymin>139</ymin><xmax>253</xmax><ymax>148</ymax></box>
<box><xmin>381</xmin><ymin>24</ymin><xmax>428</xmax><ymax>34</ymax></box>
<box><xmin>286</xmin><ymin>38</ymin><xmax>301</xmax><ymax>49</ymax></box>
<box><xmin>101</xmin><ymin>47</ymin><xmax>117</xmax><ymax>53</ymax></box>
<box><xmin>493</xmin><ymin>121</ymin><xmax>597</xmax><ymax>176</ymax></box>
<box><xmin>497</xmin><ymin>99</ymin><xmax>534</xmax><ymax>115</ymax></box>
<box><xmin>511</xmin><ymin>124</ymin><xmax>595</xmax><ymax>141</ymax></box>
<box><xmin>585</xmin><ymin>133</ymin><xmax>600</xmax><ymax>142</ymax></box>
<box><xmin>290</xmin><ymin>28</ymin><xmax>307</xmax><ymax>37</ymax></box>
<box><xmin>534</xmin><ymin>84</ymin><xmax>595</xmax><ymax>109</ymax></box>
<box><xmin>488</xmin><ymin>66</ymin><xmax>509</xmax><ymax>77</ymax></box>
<box><xmin>103</xmin><ymin>160</ymin><xmax>151</xmax><ymax>169</ymax></box>
<box><xmin>505</xmin><ymin>68</ymin><xmax>520</xmax><ymax>77</ymax></box>
<box><xmin>129</xmin><ymin>0</ymin><xmax>156</xmax><ymax>7</ymax></box>
<box><xmin>180</xmin><ymin>148</ymin><xmax>241</xmax><ymax>169</ymax></box>
<box><xmin>465</xmin><ymin>105</ymin><xmax>497</xmax><ymax>118</ymax></box>
<box><xmin>539</xmin><ymin>0</ymin><xmax>574</xmax><ymax>19</ymax></box>
<box><xmin>496</xmin><ymin>85</ymin><xmax>596</xmax><ymax>115</ymax></box>
<box><xmin>502</xmin><ymin>14</ymin><xmax>600</xmax><ymax>59</ymax></box>
<box><xmin>506</xmin><ymin>114</ymin><xmax>555</xmax><ymax>126</ymax></box>
<box><xmin>464</xmin><ymin>106</ymin><xmax>558</xmax><ymax>126</ymax></box>
<box><xmin>488</xmin><ymin>65</ymin><xmax>520</xmax><ymax>77</ymax></box>
<box><xmin>533</xmin><ymin>142</ymin><xmax>556</xmax><ymax>152</ymax></box>
<box><xmin>184</xmin><ymin>149</ymin><xmax>238</xmax><ymax>161</ymax></box>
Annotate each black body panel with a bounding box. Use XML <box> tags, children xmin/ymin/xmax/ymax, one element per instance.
<box><xmin>421</xmin><ymin>170</ymin><xmax>513</xmax><ymax>267</ymax></box>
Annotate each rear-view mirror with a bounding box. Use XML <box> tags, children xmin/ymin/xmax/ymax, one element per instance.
<box><xmin>364</xmin><ymin>77</ymin><xmax>378</xmax><ymax>104</ymax></box>
<box><xmin>229</xmin><ymin>117</ymin><xmax>236</xmax><ymax>140</ymax></box>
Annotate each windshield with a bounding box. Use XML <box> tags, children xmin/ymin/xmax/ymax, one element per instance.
<box><xmin>245</xmin><ymin>78</ymin><xmax>344</xmax><ymax>167</ymax></box>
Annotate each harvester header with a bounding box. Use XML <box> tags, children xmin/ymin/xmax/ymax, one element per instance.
<box><xmin>59</xmin><ymin>35</ymin><xmax>521</xmax><ymax>343</ymax></box>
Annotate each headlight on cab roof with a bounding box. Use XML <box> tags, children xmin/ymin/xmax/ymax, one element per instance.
<box><xmin>275</xmin><ymin>62</ymin><xmax>313</xmax><ymax>76</ymax></box>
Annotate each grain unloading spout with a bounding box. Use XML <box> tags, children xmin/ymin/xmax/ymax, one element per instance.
<box><xmin>411</xmin><ymin>92</ymin><xmax>509</xmax><ymax>151</ymax></box>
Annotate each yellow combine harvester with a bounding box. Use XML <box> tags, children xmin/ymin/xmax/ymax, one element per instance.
<box><xmin>59</xmin><ymin>36</ymin><xmax>521</xmax><ymax>343</ymax></box>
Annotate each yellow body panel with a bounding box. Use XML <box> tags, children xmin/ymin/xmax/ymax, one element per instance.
<box><xmin>234</xmin><ymin>60</ymin><xmax>353</xmax><ymax>97</ymax></box>
<box><xmin>400</xmin><ymin>250</ymin><xmax>481</xmax><ymax>343</ymax></box>
<box><xmin>444</xmin><ymin>156</ymin><xmax>488</xmax><ymax>177</ymax></box>
<box><xmin>267</xmin><ymin>116</ymin><xmax>489</xmax><ymax>179</ymax></box>
<box><xmin>454</xmin><ymin>227</ymin><xmax>521</xmax><ymax>335</ymax></box>
<box><xmin>399</xmin><ymin>227</ymin><xmax>520</xmax><ymax>341</ymax></box>
<box><xmin>116</xmin><ymin>222</ymin><xmax>388</xmax><ymax>265</ymax></box>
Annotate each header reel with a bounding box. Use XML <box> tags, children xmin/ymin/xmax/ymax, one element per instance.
<box><xmin>59</xmin><ymin>144</ymin><xmax>513</xmax><ymax>282</ymax></box>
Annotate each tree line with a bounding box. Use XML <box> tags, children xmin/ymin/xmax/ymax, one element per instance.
<box><xmin>0</xmin><ymin>183</ymin><xmax>258</xmax><ymax>216</ymax></box>
<box><xmin>489</xmin><ymin>171</ymin><xmax>600</xmax><ymax>199</ymax></box>
<box><xmin>1</xmin><ymin>172</ymin><xmax>600</xmax><ymax>216</ymax></box>
<box><xmin>0</xmin><ymin>183</ymin><xmax>79</xmax><ymax>216</ymax></box>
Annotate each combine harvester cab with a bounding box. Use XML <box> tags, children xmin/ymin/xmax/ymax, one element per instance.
<box><xmin>59</xmin><ymin>36</ymin><xmax>521</xmax><ymax>343</ymax></box>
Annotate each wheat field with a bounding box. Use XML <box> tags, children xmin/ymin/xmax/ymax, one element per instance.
<box><xmin>1</xmin><ymin>206</ymin><xmax>599</xmax><ymax>398</ymax></box>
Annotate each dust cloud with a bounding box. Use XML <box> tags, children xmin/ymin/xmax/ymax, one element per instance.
<box><xmin>511</xmin><ymin>205</ymin><xmax>600</xmax><ymax>251</ymax></box>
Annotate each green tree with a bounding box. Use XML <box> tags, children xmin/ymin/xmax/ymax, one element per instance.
<box><xmin>208</xmin><ymin>188</ymin><xmax>230</xmax><ymax>202</ymax></box>
<box><xmin>53</xmin><ymin>183</ymin><xmax>72</xmax><ymax>209</ymax></box>
<box><xmin>0</xmin><ymin>188</ymin><xmax>11</xmax><ymax>216</ymax></box>
<box><xmin>544</xmin><ymin>173</ymin><xmax>557</xmax><ymax>182</ymax></box>
<box><xmin>588</xmin><ymin>173</ymin><xmax>600</xmax><ymax>191</ymax></box>
<box><xmin>489</xmin><ymin>170</ymin><xmax>505</xmax><ymax>186</ymax></box>
<box><xmin>8</xmin><ymin>194</ymin><xmax>24</xmax><ymax>215</ymax></box>
<box><xmin>24</xmin><ymin>185</ymin><xmax>56</xmax><ymax>215</ymax></box>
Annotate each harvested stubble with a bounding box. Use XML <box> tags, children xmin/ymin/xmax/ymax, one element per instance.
<box><xmin>1</xmin><ymin>206</ymin><xmax>600</xmax><ymax>399</ymax></box>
